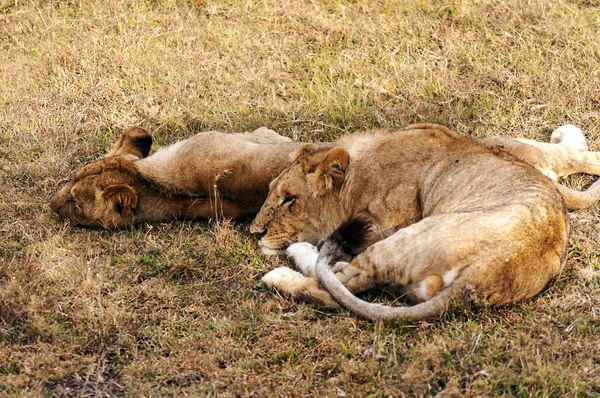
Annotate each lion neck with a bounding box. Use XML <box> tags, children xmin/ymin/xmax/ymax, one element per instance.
<box><xmin>316</xmin><ymin>196</ymin><xmax>350</xmax><ymax>240</ymax></box>
<box><xmin>334</xmin><ymin>144</ymin><xmax>424</xmax><ymax>233</ymax></box>
<box><xmin>127</xmin><ymin>171</ymin><xmax>253</xmax><ymax>222</ymax></box>
<box><xmin>130</xmin><ymin>140</ymin><xmax>333</xmax><ymax>223</ymax></box>
<box><xmin>133</xmin><ymin>190</ymin><xmax>226</xmax><ymax>222</ymax></box>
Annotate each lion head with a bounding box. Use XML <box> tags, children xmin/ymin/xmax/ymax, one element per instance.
<box><xmin>249</xmin><ymin>143</ymin><xmax>347</xmax><ymax>254</ymax></box>
<box><xmin>50</xmin><ymin>127</ymin><xmax>152</xmax><ymax>228</ymax></box>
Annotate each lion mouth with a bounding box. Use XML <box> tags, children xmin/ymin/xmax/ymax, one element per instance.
<box><xmin>257</xmin><ymin>240</ymin><xmax>291</xmax><ymax>256</ymax></box>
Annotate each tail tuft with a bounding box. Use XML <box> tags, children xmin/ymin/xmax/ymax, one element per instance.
<box><xmin>328</xmin><ymin>217</ymin><xmax>373</xmax><ymax>256</ymax></box>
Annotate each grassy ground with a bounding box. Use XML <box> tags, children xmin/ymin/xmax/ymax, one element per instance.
<box><xmin>1</xmin><ymin>0</ymin><xmax>600</xmax><ymax>396</ymax></box>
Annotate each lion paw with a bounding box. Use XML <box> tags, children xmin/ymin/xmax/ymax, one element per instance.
<box><xmin>262</xmin><ymin>266</ymin><xmax>304</xmax><ymax>289</ymax></box>
<box><xmin>286</xmin><ymin>242</ymin><xmax>319</xmax><ymax>277</ymax></box>
<box><xmin>550</xmin><ymin>125</ymin><xmax>587</xmax><ymax>151</ymax></box>
<box><xmin>262</xmin><ymin>266</ymin><xmax>339</xmax><ymax>308</ymax></box>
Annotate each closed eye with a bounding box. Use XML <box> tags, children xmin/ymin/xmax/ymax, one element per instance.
<box><xmin>281</xmin><ymin>195</ymin><xmax>295</xmax><ymax>206</ymax></box>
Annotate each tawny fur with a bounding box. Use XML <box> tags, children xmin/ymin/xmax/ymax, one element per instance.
<box><xmin>253</xmin><ymin>124</ymin><xmax>574</xmax><ymax>320</ymax></box>
<box><xmin>52</xmin><ymin>124</ymin><xmax>599</xmax><ymax>229</ymax></box>
<box><xmin>479</xmin><ymin>126</ymin><xmax>600</xmax><ymax>209</ymax></box>
<box><xmin>50</xmin><ymin>127</ymin><xmax>322</xmax><ymax>228</ymax></box>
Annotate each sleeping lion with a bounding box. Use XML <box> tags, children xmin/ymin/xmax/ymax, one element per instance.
<box><xmin>51</xmin><ymin>124</ymin><xmax>600</xmax><ymax>230</ymax></box>
<box><xmin>252</xmin><ymin>124</ymin><xmax>600</xmax><ymax>320</ymax></box>
<box><xmin>49</xmin><ymin>127</ymin><xmax>326</xmax><ymax>228</ymax></box>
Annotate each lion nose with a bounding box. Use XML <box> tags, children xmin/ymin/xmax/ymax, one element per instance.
<box><xmin>250</xmin><ymin>224</ymin><xmax>267</xmax><ymax>239</ymax></box>
<box><xmin>49</xmin><ymin>192</ymin><xmax>67</xmax><ymax>213</ymax></box>
<box><xmin>49</xmin><ymin>180</ymin><xmax>72</xmax><ymax>213</ymax></box>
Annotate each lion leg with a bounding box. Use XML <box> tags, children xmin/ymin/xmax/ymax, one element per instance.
<box><xmin>554</xmin><ymin>180</ymin><xmax>600</xmax><ymax>209</ymax></box>
<box><xmin>329</xmin><ymin>208</ymin><xmax>565</xmax><ymax>306</ymax></box>
<box><xmin>503</xmin><ymin>139</ymin><xmax>600</xmax><ymax>209</ymax></box>
<box><xmin>286</xmin><ymin>238</ymin><xmax>456</xmax><ymax>305</ymax></box>
<box><xmin>567</xmin><ymin>156</ymin><xmax>600</xmax><ymax>176</ymax></box>
<box><xmin>286</xmin><ymin>242</ymin><xmax>319</xmax><ymax>278</ymax></box>
<box><xmin>262</xmin><ymin>252</ymin><xmax>378</xmax><ymax>308</ymax></box>
<box><xmin>262</xmin><ymin>266</ymin><xmax>339</xmax><ymax>307</ymax></box>
<box><xmin>286</xmin><ymin>241</ymin><xmax>379</xmax><ymax>294</ymax></box>
<box><xmin>543</xmin><ymin>146</ymin><xmax>600</xmax><ymax>177</ymax></box>
<box><xmin>513</xmin><ymin>138</ymin><xmax>600</xmax><ymax>178</ymax></box>
<box><xmin>331</xmin><ymin>242</ymin><xmax>450</xmax><ymax>304</ymax></box>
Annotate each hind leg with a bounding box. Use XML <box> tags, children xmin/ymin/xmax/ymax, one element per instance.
<box><xmin>266</xmin><ymin>207</ymin><xmax>564</xmax><ymax>309</ymax></box>
<box><xmin>347</xmin><ymin>208</ymin><xmax>564</xmax><ymax>305</ymax></box>
<box><xmin>515</xmin><ymin>138</ymin><xmax>600</xmax><ymax>177</ymax></box>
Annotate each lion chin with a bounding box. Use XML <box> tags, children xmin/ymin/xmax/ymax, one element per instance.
<box><xmin>257</xmin><ymin>245</ymin><xmax>284</xmax><ymax>256</ymax></box>
<box><xmin>253</xmin><ymin>123</ymin><xmax>600</xmax><ymax>321</ymax></box>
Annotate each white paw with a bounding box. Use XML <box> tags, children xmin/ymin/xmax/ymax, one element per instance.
<box><xmin>286</xmin><ymin>242</ymin><xmax>319</xmax><ymax>277</ymax></box>
<box><xmin>550</xmin><ymin>125</ymin><xmax>587</xmax><ymax>151</ymax></box>
<box><xmin>262</xmin><ymin>266</ymin><xmax>303</xmax><ymax>288</ymax></box>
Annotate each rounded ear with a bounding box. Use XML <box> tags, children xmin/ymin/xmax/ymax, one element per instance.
<box><xmin>105</xmin><ymin>127</ymin><xmax>153</xmax><ymax>159</ymax></box>
<box><xmin>310</xmin><ymin>147</ymin><xmax>349</xmax><ymax>195</ymax></box>
<box><xmin>290</xmin><ymin>143</ymin><xmax>319</xmax><ymax>162</ymax></box>
<box><xmin>99</xmin><ymin>185</ymin><xmax>138</xmax><ymax>217</ymax></box>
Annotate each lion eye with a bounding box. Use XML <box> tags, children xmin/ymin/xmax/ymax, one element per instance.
<box><xmin>281</xmin><ymin>195</ymin><xmax>295</xmax><ymax>206</ymax></box>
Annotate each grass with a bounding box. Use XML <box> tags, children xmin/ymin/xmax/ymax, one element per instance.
<box><xmin>2</xmin><ymin>0</ymin><xmax>600</xmax><ymax>395</ymax></box>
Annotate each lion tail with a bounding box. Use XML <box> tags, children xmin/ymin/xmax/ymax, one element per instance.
<box><xmin>315</xmin><ymin>217</ymin><xmax>454</xmax><ymax>321</ymax></box>
<box><xmin>554</xmin><ymin>180</ymin><xmax>600</xmax><ymax>210</ymax></box>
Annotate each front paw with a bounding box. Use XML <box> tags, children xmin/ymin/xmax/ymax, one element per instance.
<box><xmin>286</xmin><ymin>242</ymin><xmax>319</xmax><ymax>277</ymax></box>
<box><xmin>262</xmin><ymin>266</ymin><xmax>339</xmax><ymax>309</ymax></box>
<box><xmin>262</xmin><ymin>266</ymin><xmax>304</xmax><ymax>288</ymax></box>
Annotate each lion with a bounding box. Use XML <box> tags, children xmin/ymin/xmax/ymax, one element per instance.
<box><xmin>250</xmin><ymin>123</ymin><xmax>600</xmax><ymax>320</ymax></box>
<box><xmin>51</xmin><ymin>123</ymin><xmax>600</xmax><ymax>230</ymax></box>
<box><xmin>50</xmin><ymin>126</ymin><xmax>327</xmax><ymax>228</ymax></box>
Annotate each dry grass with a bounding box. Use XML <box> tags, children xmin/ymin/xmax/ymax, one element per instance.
<box><xmin>1</xmin><ymin>0</ymin><xmax>600</xmax><ymax>396</ymax></box>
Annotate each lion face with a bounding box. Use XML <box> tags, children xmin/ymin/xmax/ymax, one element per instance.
<box><xmin>50</xmin><ymin>159</ymin><xmax>142</xmax><ymax>228</ymax></box>
<box><xmin>250</xmin><ymin>144</ymin><xmax>349</xmax><ymax>254</ymax></box>
<box><xmin>50</xmin><ymin>127</ymin><xmax>152</xmax><ymax>228</ymax></box>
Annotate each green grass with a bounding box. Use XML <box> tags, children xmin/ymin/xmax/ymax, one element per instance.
<box><xmin>2</xmin><ymin>0</ymin><xmax>600</xmax><ymax>396</ymax></box>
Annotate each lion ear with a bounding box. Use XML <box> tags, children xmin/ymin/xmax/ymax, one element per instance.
<box><xmin>105</xmin><ymin>127</ymin><xmax>153</xmax><ymax>159</ymax></box>
<box><xmin>290</xmin><ymin>143</ymin><xmax>319</xmax><ymax>162</ymax></box>
<box><xmin>99</xmin><ymin>185</ymin><xmax>138</xmax><ymax>217</ymax></box>
<box><xmin>311</xmin><ymin>147</ymin><xmax>349</xmax><ymax>195</ymax></box>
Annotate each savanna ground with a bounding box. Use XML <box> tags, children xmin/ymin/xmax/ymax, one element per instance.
<box><xmin>1</xmin><ymin>0</ymin><xmax>600</xmax><ymax>396</ymax></box>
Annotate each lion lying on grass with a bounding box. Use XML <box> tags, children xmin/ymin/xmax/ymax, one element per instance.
<box><xmin>252</xmin><ymin>123</ymin><xmax>600</xmax><ymax>320</ymax></box>
<box><xmin>50</xmin><ymin>127</ymin><xmax>321</xmax><ymax>228</ymax></box>
<box><xmin>51</xmin><ymin>124</ymin><xmax>600</xmax><ymax>230</ymax></box>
